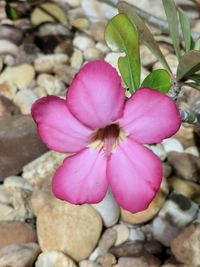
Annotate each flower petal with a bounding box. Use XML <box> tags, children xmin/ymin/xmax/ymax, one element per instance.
<box><xmin>52</xmin><ymin>148</ymin><xmax>108</xmax><ymax>204</ymax></box>
<box><xmin>32</xmin><ymin>96</ymin><xmax>92</xmax><ymax>153</ymax></box>
<box><xmin>67</xmin><ymin>60</ymin><xmax>125</xmax><ymax>129</ymax></box>
<box><xmin>107</xmin><ymin>137</ymin><xmax>162</xmax><ymax>213</ymax></box>
<box><xmin>120</xmin><ymin>88</ymin><xmax>181</xmax><ymax>144</ymax></box>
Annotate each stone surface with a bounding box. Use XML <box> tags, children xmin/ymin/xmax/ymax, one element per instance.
<box><xmin>99</xmin><ymin>228</ymin><xmax>117</xmax><ymax>254</ymax></box>
<box><xmin>37</xmin><ymin>199</ymin><xmax>102</xmax><ymax>261</ymax></box>
<box><xmin>167</xmin><ymin>152</ymin><xmax>200</xmax><ymax>182</ymax></box>
<box><xmin>171</xmin><ymin>221</ymin><xmax>200</xmax><ymax>265</ymax></box>
<box><xmin>162</xmin><ymin>138</ymin><xmax>184</xmax><ymax>153</ymax></box>
<box><xmin>174</xmin><ymin>125</ymin><xmax>195</xmax><ymax>148</ymax></box>
<box><xmin>159</xmin><ymin>193</ymin><xmax>198</xmax><ymax>228</ymax></box>
<box><xmin>79</xmin><ymin>260</ymin><xmax>101</xmax><ymax>267</ymax></box>
<box><xmin>14</xmin><ymin>89</ymin><xmax>38</xmax><ymax>114</ymax></box>
<box><xmin>70</xmin><ymin>49</ymin><xmax>83</xmax><ymax>69</ymax></box>
<box><xmin>184</xmin><ymin>146</ymin><xmax>199</xmax><ymax>157</ymax></box>
<box><xmin>73</xmin><ymin>34</ymin><xmax>95</xmax><ymax>51</ymax></box>
<box><xmin>0</xmin><ymin>202</ymin><xmax>16</xmax><ymax>221</ymax></box>
<box><xmin>36</xmin><ymin>74</ymin><xmax>65</xmax><ymax>95</ymax></box>
<box><xmin>0</xmin><ymin>40</ymin><xmax>19</xmax><ymax>55</ymax></box>
<box><xmin>97</xmin><ymin>253</ymin><xmax>116</xmax><ymax>267</ymax></box>
<box><xmin>34</xmin><ymin>54</ymin><xmax>68</xmax><ymax>73</ymax></box>
<box><xmin>0</xmin><ymin>64</ymin><xmax>35</xmax><ymax>90</ymax></box>
<box><xmin>118</xmin><ymin>255</ymin><xmax>161</xmax><ymax>267</ymax></box>
<box><xmin>92</xmin><ymin>190</ymin><xmax>120</xmax><ymax>227</ymax></box>
<box><xmin>83</xmin><ymin>47</ymin><xmax>104</xmax><ymax>61</ymax></box>
<box><xmin>0</xmin><ymin>95</ymin><xmax>20</xmax><ymax>116</ymax></box>
<box><xmin>112</xmin><ymin>224</ymin><xmax>129</xmax><ymax>246</ymax></box>
<box><xmin>0</xmin><ymin>115</ymin><xmax>47</xmax><ymax>181</ymax></box>
<box><xmin>0</xmin><ymin>25</ymin><xmax>23</xmax><ymax>44</ymax></box>
<box><xmin>121</xmin><ymin>178</ymin><xmax>169</xmax><ymax>224</ymax></box>
<box><xmin>35</xmin><ymin>251</ymin><xmax>77</xmax><ymax>267</ymax></box>
<box><xmin>0</xmin><ymin>81</ymin><xmax>17</xmax><ymax>100</ymax></box>
<box><xmin>128</xmin><ymin>228</ymin><xmax>145</xmax><ymax>242</ymax></box>
<box><xmin>0</xmin><ymin>243</ymin><xmax>40</xmax><ymax>267</ymax></box>
<box><xmin>0</xmin><ymin>221</ymin><xmax>37</xmax><ymax>249</ymax></box>
<box><xmin>23</xmin><ymin>151</ymin><xmax>66</xmax><ymax>187</ymax></box>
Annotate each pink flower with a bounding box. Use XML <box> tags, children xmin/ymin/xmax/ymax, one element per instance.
<box><xmin>32</xmin><ymin>60</ymin><xmax>181</xmax><ymax>213</ymax></box>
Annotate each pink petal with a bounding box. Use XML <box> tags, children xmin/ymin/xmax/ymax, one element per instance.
<box><xmin>67</xmin><ymin>60</ymin><xmax>125</xmax><ymax>129</ymax></box>
<box><xmin>120</xmin><ymin>88</ymin><xmax>181</xmax><ymax>144</ymax></box>
<box><xmin>52</xmin><ymin>148</ymin><xmax>108</xmax><ymax>204</ymax></box>
<box><xmin>107</xmin><ymin>137</ymin><xmax>162</xmax><ymax>212</ymax></box>
<box><xmin>31</xmin><ymin>96</ymin><xmax>92</xmax><ymax>153</ymax></box>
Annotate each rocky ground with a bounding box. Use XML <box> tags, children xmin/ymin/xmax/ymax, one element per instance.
<box><xmin>0</xmin><ymin>0</ymin><xmax>200</xmax><ymax>266</ymax></box>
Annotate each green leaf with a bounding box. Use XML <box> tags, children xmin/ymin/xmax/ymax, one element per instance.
<box><xmin>194</xmin><ymin>39</ymin><xmax>200</xmax><ymax>51</ymax></box>
<box><xmin>141</xmin><ymin>69</ymin><xmax>172</xmax><ymax>93</ymax></box>
<box><xmin>187</xmin><ymin>74</ymin><xmax>200</xmax><ymax>83</ymax></box>
<box><xmin>178</xmin><ymin>8</ymin><xmax>191</xmax><ymax>52</ymax></box>
<box><xmin>186</xmin><ymin>82</ymin><xmax>200</xmax><ymax>90</ymax></box>
<box><xmin>162</xmin><ymin>0</ymin><xmax>181</xmax><ymax>61</ymax></box>
<box><xmin>117</xmin><ymin>2</ymin><xmax>171</xmax><ymax>73</ymax></box>
<box><xmin>105</xmin><ymin>13</ymin><xmax>140</xmax><ymax>93</ymax></box>
<box><xmin>177</xmin><ymin>50</ymin><xmax>200</xmax><ymax>81</ymax></box>
<box><xmin>5</xmin><ymin>4</ymin><xmax>17</xmax><ymax>20</ymax></box>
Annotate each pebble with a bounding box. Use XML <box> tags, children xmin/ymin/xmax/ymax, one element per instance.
<box><xmin>112</xmin><ymin>224</ymin><xmax>130</xmax><ymax>246</ymax></box>
<box><xmin>71</xmin><ymin>18</ymin><xmax>89</xmax><ymax>30</ymax></box>
<box><xmin>73</xmin><ymin>34</ymin><xmax>95</xmax><ymax>51</ymax></box>
<box><xmin>0</xmin><ymin>25</ymin><xmax>24</xmax><ymax>45</ymax></box>
<box><xmin>162</xmin><ymin>138</ymin><xmax>184</xmax><ymax>153</ymax></box>
<box><xmin>150</xmin><ymin>144</ymin><xmax>167</xmax><ymax>161</ymax></box>
<box><xmin>0</xmin><ymin>243</ymin><xmax>40</xmax><ymax>267</ymax></box>
<box><xmin>152</xmin><ymin>217</ymin><xmax>180</xmax><ymax>246</ymax></box>
<box><xmin>63</xmin><ymin>0</ymin><xmax>82</xmax><ymax>7</ymax></box>
<box><xmin>128</xmin><ymin>228</ymin><xmax>145</xmax><ymax>242</ymax></box>
<box><xmin>0</xmin><ymin>221</ymin><xmax>37</xmax><ymax>249</ymax></box>
<box><xmin>53</xmin><ymin>64</ymin><xmax>77</xmax><ymax>84</ymax></box>
<box><xmin>34</xmin><ymin>54</ymin><xmax>68</xmax><ymax>73</ymax></box>
<box><xmin>4</xmin><ymin>176</ymin><xmax>33</xmax><ymax>191</ymax></box>
<box><xmin>121</xmin><ymin>178</ymin><xmax>169</xmax><ymax>224</ymax></box>
<box><xmin>14</xmin><ymin>89</ymin><xmax>38</xmax><ymax>114</ymax></box>
<box><xmin>92</xmin><ymin>190</ymin><xmax>120</xmax><ymax>227</ymax></box>
<box><xmin>83</xmin><ymin>47</ymin><xmax>104</xmax><ymax>61</ymax></box>
<box><xmin>0</xmin><ymin>64</ymin><xmax>35</xmax><ymax>90</ymax></box>
<box><xmin>37</xmin><ymin>74</ymin><xmax>65</xmax><ymax>95</ymax></box>
<box><xmin>0</xmin><ymin>202</ymin><xmax>16</xmax><ymax>221</ymax></box>
<box><xmin>174</xmin><ymin>125</ymin><xmax>195</xmax><ymax>148</ymax></box>
<box><xmin>0</xmin><ymin>56</ymin><xmax>3</xmax><ymax>72</ymax></box>
<box><xmin>90</xmin><ymin>22</ymin><xmax>107</xmax><ymax>42</ymax></box>
<box><xmin>159</xmin><ymin>193</ymin><xmax>198</xmax><ymax>228</ymax></box>
<box><xmin>37</xmin><ymin>199</ymin><xmax>102</xmax><ymax>261</ymax></box>
<box><xmin>4</xmin><ymin>54</ymin><xmax>15</xmax><ymax>66</ymax></box>
<box><xmin>0</xmin><ymin>186</ymin><xmax>11</xmax><ymax>205</ymax></box>
<box><xmin>22</xmin><ymin>151</ymin><xmax>66</xmax><ymax>187</ymax></box>
<box><xmin>171</xmin><ymin>221</ymin><xmax>200</xmax><ymax>265</ymax></box>
<box><xmin>35</xmin><ymin>251</ymin><xmax>77</xmax><ymax>267</ymax></box>
<box><xmin>169</xmin><ymin>176</ymin><xmax>200</xmax><ymax>205</ymax></box>
<box><xmin>0</xmin><ymin>40</ymin><xmax>19</xmax><ymax>56</ymax></box>
<box><xmin>0</xmin><ymin>81</ymin><xmax>17</xmax><ymax>100</ymax></box>
<box><xmin>118</xmin><ymin>255</ymin><xmax>161</xmax><ymax>267</ymax></box>
<box><xmin>184</xmin><ymin>146</ymin><xmax>199</xmax><ymax>157</ymax></box>
<box><xmin>70</xmin><ymin>49</ymin><xmax>83</xmax><ymax>69</ymax></box>
<box><xmin>79</xmin><ymin>260</ymin><xmax>101</xmax><ymax>267</ymax></box>
<box><xmin>0</xmin><ymin>115</ymin><xmax>47</xmax><ymax>181</ymax></box>
<box><xmin>167</xmin><ymin>152</ymin><xmax>200</xmax><ymax>182</ymax></box>
<box><xmin>99</xmin><ymin>228</ymin><xmax>117</xmax><ymax>254</ymax></box>
<box><xmin>0</xmin><ymin>95</ymin><xmax>20</xmax><ymax>116</ymax></box>
<box><xmin>97</xmin><ymin>253</ymin><xmax>116</xmax><ymax>267</ymax></box>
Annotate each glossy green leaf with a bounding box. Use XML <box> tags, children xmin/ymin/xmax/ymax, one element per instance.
<box><xmin>162</xmin><ymin>0</ymin><xmax>181</xmax><ymax>60</ymax></box>
<box><xmin>117</xmin><ymin>2</ymin><xmax>171</xmax><ymax>73</ymax></box>
<box><xmin>177</xmin><ymin>50</ymin><xmax>200</xmax><ymax>81</ymax></box>
<box><xmin>105</xmin><ymin>13</ymin><xmax>140</xmax><ymax>93</ymax></box>
<box><xmin>141</xmin><ymin>69</ymin><xmax>171</xmax><ymax>93</ymax></box>
<box><xmin>178</xmin><ymin>8</ymin><xmax>191</xmax><ymax>52</ymax></box>
<box><xmin>5</xmin><ymin>4</ymin><xmax>17</xmax><ymax>20</ymax></box>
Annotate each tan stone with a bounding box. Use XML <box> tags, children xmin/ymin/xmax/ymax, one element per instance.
<box><xmin>37</xmin><ymin>199</ymin><xmax>102</xmax><ymax>261</ymax></box>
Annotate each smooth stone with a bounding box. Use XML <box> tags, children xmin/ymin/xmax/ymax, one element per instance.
<box><xmin>121</xmin><ymin>178</ymin><xmax>169</xmax><ymax>224</ymax></box>
<box><xmin>53</xmin><ymin>64</ymin><xmax>77</xmax><ymax>85</ymax></box>
<box><xmin>92</xmin><ymin>190</ymin><xmax>120</xmax><ymax>227</ymax></box>
<box><xmin>0</xmin><ymin>115</ymin><xmax>47</xmax><ymax>181</ymax></box>
<box><xmin>22</xmin><ymin>151</ymin><xmax>66</xmax><ymax>187</ymax></box>
<box><xmin>162</xmin><ymin>138</ymin><xmax>184</xmax><ymax>153</ymax></box>
<box><xmin>97</xmin><ymin>253</ymin><xmax>116</xmax><ymax>267</ymax></box>
<box><xmin>167</xmin><ymin>152</ymin><xmax>200</xmax><ymax>182</ymax></box>
<box><xmin>0</xmin><ymin>81</ymin><xmax>17</xmax><ymax>100</ymax></box>
<box><xmin>79</xmin><ymin>260</ymin><xmax>101</xmax><ymax>267</ymax></box>
<box><xmin>149</xmin><ymin>144</ymin><xmax>167</xmax><ymax>161</ymax></box>
<box><xmin>0</xmin><ymin>40</ymin><xmax>18</xmax><ymax>55</ymax></box>
<box><xmin>71</xmin><ymin>18</ymin><xmax>89</xmax><ymax>30</ymax></box>
<box><xmin>4</xmin><ymin>54</ymin><xmax>15</xmax><ymax>66</ymax></box>
<box><xmin>34</xmin><ymin>54</ymin><xmax>68</xmax><ymax>73</ymax></box>
<box><xmin>152</xmin><ymin>217</ymin><xmax>180</xmax><ymax>246</ymax></box>
<box><xmin>0</xmin><ymin>56</ymin><xmax>3</xmax><ymax>72</ymax></box>
<box><xmin>37</xmin><ymin>199</ymin><xmax>102</xmax><ymax>261</ymax></box>
<box><xmin>169</xmin><ymin>176</ymin><xmax>200</xmax><ymax>205</ymax></box>
<box><xmin>0</xmin><ymin>64</ymin><xmax>35</xmax><ymax>90</ymax></box>
<box><xmin>31</xmin><ymin>3</ymin><xmax>68</xmax><ymax>26</ymax></box>
<box><xmin>4</xmin><ymin>176</ymin><xmax>33</xmax><ymax>191</ymax></box>
<box><xmin>62</xmin><ymin>0</ymin><xmax>82</xmax><ymax>7</ymax></box>
<box><xmin>90</xmin><ymin>22</ymin><xmax>107</xmax><ymax>42</ymax></box>
<box><xmin>159</xmin><ymin>193</ymin><xmax>198</xmax><ymax>228</ymax></box>
<box><xmin>174</xmin><ymin>125</ymin><xmax>195</xmax><ymax>148</ymax></box>
<box><xmin>37</xmin><ymin>74</ymin><xmax>65</xmax><ymax>95</ymax></box>
<box><xmin>35</xmin><ymin>251</ymin><xmax>77</xmax><ymax>267</ymax></box>
<box><xmin>128</xmin><ymin>228</ymin><xmax>145</xmax><ymax>242</ymax></box>
<box><xmin>73</xmin><ymin>34</ymin><xmax>95</xmax><ymax>51</ymax></box>
<box><xmin>83</xmin><ymin>47</ymin><xmax>104</xmax><ymax>61</ymax></box>
<box><xmin>184</xmin><ymin>146</ymin><xmax>199</xmax><ymax>157</ymax></box>
<box><xmin>88</xmin><ymin>247</ymin><xmax>102</xmax><ymax>261</ymax></box>
<box><xmin>0</xmin><ymin>221</ymin><xmax>37</xmax><ymax>249</ymax></box>
<box><xmin>118</xmin><ymin>255</ymin><xmax>161</xmax><ymax>267</ymax></box>
<box><xmin>0</xmin><ymin>95</ymin><xmax>20</xmax><ymax>116</ymax></box>
<box><xmin>0</xmin><ymin>243</ymin><xmax>40</xmax><ymax>267</ymax></box>
<box><xmin>0</xmin><ymin>202</ymin><xmax>16</xmax><ymax>221</ymax></box>
<box><xmin>0</xmin><ymin>186</ymin><xmax>11</xmax><ymax>205</ymax></box>
<box><xmin>99</xmin><ymin>228</ymin><xmax>117</xmax><ymax>254</ymax></box>
<box><xmin>70</xmin><ymin>49</ymin><xmax>83</xmax><ymax>69</ymax></box>
<box><xmin>171</xmin><ymin>221</ymin><xmax>200</xmax><ymax>265</ymax></box>
<box><xmin>14</xmin><ymin>89</ymin><xmax>38</xmax><ymax>114</ymax></box>
<box><xmin>0</xmin><ymin>25</ymin><xmax>23</xmax><ymax>44</ymax></box>
<box><xmin>112</xmin><ymin>224</ymin><xmax>129</xmax><ymax>246</ymax></box>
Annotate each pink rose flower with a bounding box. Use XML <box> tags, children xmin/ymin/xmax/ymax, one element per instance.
<box><xmin>32</xmin><ymin>60</ymin><xmax>181</xmax><ymax>213</ymax></box>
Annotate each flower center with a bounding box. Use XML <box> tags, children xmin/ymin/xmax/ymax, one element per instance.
<box><xmin>89</xmin><ymin>124</ymin><xmax>126</xmax><ymax>157</ymax></box>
